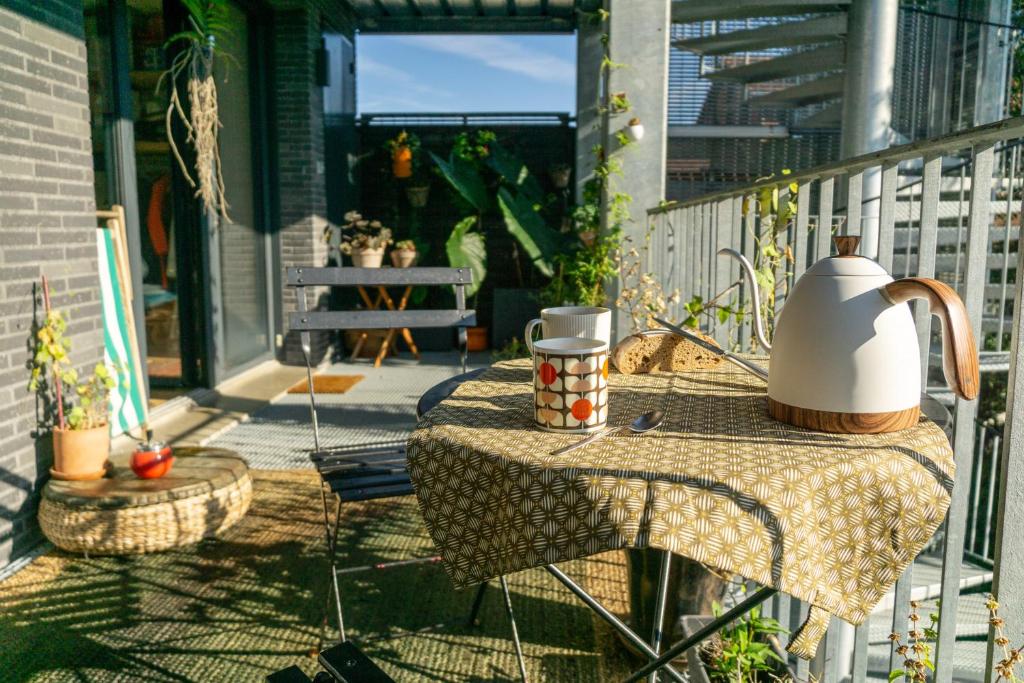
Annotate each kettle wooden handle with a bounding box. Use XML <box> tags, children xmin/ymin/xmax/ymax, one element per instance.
<box><xmin>882</xmin><ymin>278</ymin><xmax>979</xmax><ymax>400</ymax></box>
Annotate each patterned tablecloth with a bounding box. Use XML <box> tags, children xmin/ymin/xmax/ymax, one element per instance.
<box><xmin>406</xmin><ymin>359</ymin><xmax>954</xmax><ymax>658</ymax></box>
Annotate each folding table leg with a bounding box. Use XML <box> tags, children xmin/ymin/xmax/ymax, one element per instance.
<box><xmin>648</xmin><ymin>550</ymin><xmax>673</xmax><ymax>683</ymax></box>
<box><xmin>499</xmin><ymin>576</ymin><xmax>529</xmax><ymax>683</ymax></box>
<box><xmin>466</xmin><ymin>581</ymin><xmax>490</xmax><ymax>626</ymax></box>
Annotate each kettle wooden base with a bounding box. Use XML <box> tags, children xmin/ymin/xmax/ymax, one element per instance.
<box><xmin>768</xmin><ymin>398</ymin><xmax>921</xmax><ymax>434</ymax></box>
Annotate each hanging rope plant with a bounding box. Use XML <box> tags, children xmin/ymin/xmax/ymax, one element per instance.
<box><xmin>159</xmin><ymin>0</ymin><xmax>232</xmax><ymax>221</ymax></box>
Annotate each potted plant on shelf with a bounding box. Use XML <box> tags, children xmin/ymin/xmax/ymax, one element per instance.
<box><xmin>28</xmin><ymin>281</ymin><xmax>120</xmax><ymax>481</ymax></box>
<box><xmin>387</xmin><ymin>130</ymin><xmax>420</xmax><ymax>179</ymax></box>
<box><xmin>391</xmin><ymin>239</ymin><xmax>418</xmax><ymax>268</ymax></box>
<box><xmin>549</xmin><ymin>163</ymin><xmax>571</xmax><ymax>189</ymax></box>
<box><xmin>339</xmin><ymin>211</ymin><xmax>392</xmax><ymax>268</ymax></box>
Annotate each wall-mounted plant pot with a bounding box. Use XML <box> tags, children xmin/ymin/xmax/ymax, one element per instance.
<box><xmin>392</xmin><ymin>146</ymin><xmax>413</xmax><ymax>178</ymax></box>
<box><xmin>578</xmin><ymin>230</ymin><xmax>597</xmax><ymax>248</ymax></box>
<box><xmin>51</xmin><ymin>425</ymin><xmax>110</xmax><ymax>481</ymax></box>
<box><xmin>406</xmin><ymin>185</ymin><xmax>430</xmax><ymax>207</ymax></box>
<box><xmin>466</xmin><ymin>326</ymin><xmax>489</xmax><ymax>352</ymax></box>
<box><xmin>549</xmin><ymin>166</ymin><xmax>571</xmax><ymax>189</ymax></box>
<box><xmin>626</xmin><ymin>118</ymin><xmax>644</xmax><ymax>142</ymax></box>
<box><xmin>390</xmin><ymin>248</ymin><xmax>417</xmax><ymax>268</ymax></box>
<box><xmin>350</xmin><ymin>247</ymin><xmax>385</xmax><ymax>268</ymax></box>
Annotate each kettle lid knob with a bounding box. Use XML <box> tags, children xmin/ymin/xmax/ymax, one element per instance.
<box><xmin>833</xmin><ymin>236</ymin><xmax>861</xmax><ymax>257</ymax></box>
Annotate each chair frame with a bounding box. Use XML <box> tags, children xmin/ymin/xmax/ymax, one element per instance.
<box><xmin>285</xmin><ymin>266</ymin><xmax>483</xmax><ymax>643</ymax></box>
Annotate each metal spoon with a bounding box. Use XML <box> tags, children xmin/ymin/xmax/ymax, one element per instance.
<box><xmin>550</xmin><ymin>410</ymin><xmax>665</xmax><ymax>456</ymax></box>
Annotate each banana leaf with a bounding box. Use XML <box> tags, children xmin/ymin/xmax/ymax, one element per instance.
<box><xmin>486</xmin><ymin>143</ymin><xmax>543</xmax><ymax>203</ymax></box>
<box><xmin>446</xmin><ymin>216</ymin><xmax>487</xmax><ymax>298</ymax></box>
<box><xmin>430</xmin><ymin>151</ymin><xmax>489</xmax><ymax>213</ymax></box>
<box><xmin>497</xmin><ymin>188</ymin><xmax>568</xmax><ymax>278</ymax></box>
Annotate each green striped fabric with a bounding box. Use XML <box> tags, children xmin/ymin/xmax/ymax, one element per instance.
<box><xmin>96</xmin><ymin>228</ymin><xmax>146</xmax><ymax>436</ymax></box>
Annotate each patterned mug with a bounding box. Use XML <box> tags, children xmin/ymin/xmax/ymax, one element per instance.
<box><xmin>533</xmin><ymin>337</ymin><xmax>610</xmax><ymax>433</ymax></box>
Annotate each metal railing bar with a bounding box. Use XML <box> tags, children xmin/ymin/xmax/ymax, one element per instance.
<box><xmin>890</xmin><ymin>565</ymin><xmax>915</xmax><ymax>676</ymax></box>
<box><xmin>729</xmin><ymin>195</ymin><xmax>743</xmax><ymax>342</ymax></box>
<box><xmin>916</xmin><ymin>154</ymin><xmax>943</xmax><ymax>382</ymax></box>
<box><xmin>966</xmin><ymin>426</ymin><xmax>987</xmax><ymax>553</ymax></box>
<box><xmin>997</xmin><ymin>145</ymin><xmax>1018</xmax><ymax>351</ymax></box>
<box><xmin>648</xmin><ymin>117</ymin><xmax>1024</xmax><ymax>215</ymax></box>
<box><xmin>795</xmin><ymin>182</ymin><xmax>811</xmax><ymax>281</ymax></box>
<box><xmin>852</xmin><ymin>620</ymin><xmax>870</xmax><ymax>682</ymax></box>
<box><xmin>982</xmin><ymin>434</ymin><xmax>1000</xmax><ymax>560</ymax></box>
<box><xmin>817</xmin><ymin>177</ymin><xmax>835</xmax><ymax>260</ymax></box>
<box><xmin>846</xmin><ymin>171</ymin><xmax>863</xmax><ymax>239</ymax></box>
<box><xmin>934</xmin><ymin>141</ymin><xmax>996</xmax><ymax>683</ymax></box>
<box><xmin>878</xmin><ymin>162</ymin><xmax>900</xmax><ymax>273</ymax></box>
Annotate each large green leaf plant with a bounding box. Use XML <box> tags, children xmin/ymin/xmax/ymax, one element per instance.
<box><xmin>430</xmin><ymin>130</ymin><xmax>571</xmax><ymax>298</ymax></box>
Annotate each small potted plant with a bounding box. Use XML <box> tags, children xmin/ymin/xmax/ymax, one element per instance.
<box><xmin>549</xmin><ymin>163</ymin><xmax>571</xmax><ymax>189</ymax></box>
<box><xmin>391</xmin><ymin>239</ymin><xmax>418</xmax><ymax>268</ymax></box>
<box><xmin>340</xmin><ymin>211</ymin><xmax>393</xmax><ymax>268</ymax></box>
<box><xmin>386</xmin><ymin>130</ymin><xmax>420</xmax><ymax>179</ymax></box>
<box><xmin>626</xmin><ymin>117</ymin><xmax>644</xmax><ymax>142</ymax></box>
<box><xmin>28</xmin><ymin>301</ymin><xmax>120</xmax><ymax>481</ymax></box>
<box><xmin>681</xmin><ymin>604</ymin><xmax>796</xmax><ymax>683</ymax></box>
<box><xmin>406</xmin><ymin>183</ymin><xmax>430</xmax><ymax>208</ymax></box>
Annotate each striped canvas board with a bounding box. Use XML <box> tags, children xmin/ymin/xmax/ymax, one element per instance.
<box><xmin>96</xmin><ymin>228</ymin><xmax>146</xmax><ymax>436</ymax></box>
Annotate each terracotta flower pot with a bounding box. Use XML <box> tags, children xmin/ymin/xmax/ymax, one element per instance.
<box><xmin>390</xmin><ymin>248</ymin><xmax>417</xmax><ymax>268</ymax></box>
<box><xmin>406</xmin><ymin>185</ymin><xmax>430</xmax><ymax>207</ymax></box>
<box><xmin>351</xmin><ymin>247</ymin><xmax>385</xmax><ymax>268</ymax></box>
<box><xmin>579</xmin><ymin>230</ymin><xmax>596</xmax><ymax>248</ymax></box>
<box><xmin>466</xmin><ymin>326</ymin><xmax>489</xmax><ymax>352</ymax></box>
<box><xmin>52</xmin><ymin>425</ymin><xmax>110</xmax><ymax>480</ymax></box>
<box><xmin>392</xmin><ymin>146</ymin><xmax>413</xmax><ymax>178</ymax></box>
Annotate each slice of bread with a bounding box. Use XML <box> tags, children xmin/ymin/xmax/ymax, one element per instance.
<box><xmin>611</xmin><ymin>330</ymin><xmax>724</xmax><ymax>374</ymax></box>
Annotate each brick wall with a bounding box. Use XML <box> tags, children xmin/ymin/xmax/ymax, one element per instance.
<box><xmin>0</xmin><ymin>1</ymin><xmax>101</xmax><ymax>568</ymax></box>
<box><xmin>273</xmin><ymin>8</ymin><xmax>332</xmax><ymax>365</ymax></box>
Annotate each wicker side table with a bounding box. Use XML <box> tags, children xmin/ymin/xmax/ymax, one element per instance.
<box><xmin>39</xmin><ymin>447</ymin><xmax>252</xmax><ymax>555</ymax></box>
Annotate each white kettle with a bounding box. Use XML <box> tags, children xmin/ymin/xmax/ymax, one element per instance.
<box><xmin>724</xmin><ymin>236</ymin><xmax>979</xmax><ymax>433</ymax></box>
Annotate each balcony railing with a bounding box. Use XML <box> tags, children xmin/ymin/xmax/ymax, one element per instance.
<box><xmin>646</xmin><ymin>116</ymin><xmax>1024</xmax><ymax>682</ymax></box>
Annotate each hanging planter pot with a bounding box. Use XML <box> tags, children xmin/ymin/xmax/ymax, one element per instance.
<box><xmin>549</xmin><ymin>164</ymin><xmax>571</xmax><ymax>189</ymax></box>
<box><xmin>406</xmin><ymin>184</ymin><xmax>430</xmax><ymax>207</ymax></box>
<box><xmin>466</xmin><ymin>326</ymin><xmax>489</xmax><ymax>352</ymax></box>
<box><xmin>626</xmin><ymin>117</ymin><xmax>645</xmax><ymax>142</ymax></box>
<box><xmin>392</xmin><ymin>146</ymin><xmax>413</xmax><ymax>178</ymax></box>
<box><xmin>578</xmin><ymin>230</ymin><xmax>597</xmax><ymax>248</ymax></box>
<box><xmin>390</xmin><ymin>241</ymin><xmax>418</xmax><ymax>268</ymax></box>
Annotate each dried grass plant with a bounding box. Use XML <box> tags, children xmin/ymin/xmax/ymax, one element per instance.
<box><xmin>159</xmin><ymin>0</ymin><xmax>233</xmax><ymax>221</ymax></box>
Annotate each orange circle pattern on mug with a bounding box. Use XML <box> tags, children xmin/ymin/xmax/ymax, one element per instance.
<box><xmin>534</xmin><ymin>351</ymin><xmax>609</xmax><ymax>432</ymax></box>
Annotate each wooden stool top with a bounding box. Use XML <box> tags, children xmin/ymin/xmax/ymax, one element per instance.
<box><xmin>42</xmin><ymin>447</ymin><xmax>249</xmax><ymax>510</ymax></box>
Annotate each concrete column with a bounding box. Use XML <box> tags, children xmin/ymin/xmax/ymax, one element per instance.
<box><xmin>839</xmin><ymin>0</ymin><xmax>898</xmax><ymax>259</ymax></box>
<box><xmin>575</xmin><ymin>12</ymin><xmax>604</xmax><ymax>204</ymax></box>
<box><xmin>606</xmin><ymin>0</ymin><xmax>671</xmax><ymax>339</ymax></box>
<box><xmin>974</xmin><ymin>0</ymin><xmax>1013</xmax><ymax>125</ymax></box>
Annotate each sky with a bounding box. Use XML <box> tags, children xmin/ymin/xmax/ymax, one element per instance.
<box><xmin>356</xmin><ymin>34</ymin><xmax>577</xmax><ymax>114</ymax></box>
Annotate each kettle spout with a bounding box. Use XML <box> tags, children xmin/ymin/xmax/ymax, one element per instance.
<box><xmin>718</xmin><ymin>248</ymin><xmax>772</xmax><ymax>352</ymax></box>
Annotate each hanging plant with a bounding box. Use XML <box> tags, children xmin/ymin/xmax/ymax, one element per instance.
<box><xmin>160</xmin><ymin>0</ymin><xmax>233</xmax><ymax>220</ymax></box>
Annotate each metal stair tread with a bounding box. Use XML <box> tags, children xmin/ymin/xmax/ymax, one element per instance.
<box><xmin>705</xmin><ymin>43</ymin><xmax>846</xmax><ymax>83</ymax></box>
<box><xmin>671</xmin><ymin>0</ymin><xmax>850</xmax><ymax>24</ymax></box>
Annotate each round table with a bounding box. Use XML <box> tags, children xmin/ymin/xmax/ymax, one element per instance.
<box><xmin>39</xmin><ymin>446</ymin><xmax>252</xmax><ymax>555</ymax></box>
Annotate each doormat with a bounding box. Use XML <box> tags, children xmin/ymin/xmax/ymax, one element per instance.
<box><xmin>287</xmin><ymin>374</ymin><xmax>364</xmax><ymax>394</ymax></box>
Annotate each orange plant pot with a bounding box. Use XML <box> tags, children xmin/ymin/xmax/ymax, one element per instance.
<box><xmin>392</xmin><ymin>146</ymin><xmax>413</xmax><ymax>178</ymax></box>
<box><xmin>52</xmin><ymin>426</ymin><xmax>110</xmax><ymax>480</ymax></box>
<box><xmin>466</xmin><ymin>326</ymin><xmax>489</xmax><ymax>352</ymax></box>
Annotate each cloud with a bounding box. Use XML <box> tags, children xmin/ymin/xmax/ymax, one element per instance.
<box><xmin>359</xmin><ymin>55</ymin><xmax>452</xmax><ymax>98</ymax></box>
<box><xmin>391</xmin><ymin>35</ymin><xmax>574</xmax><ymax>85</ymax></box>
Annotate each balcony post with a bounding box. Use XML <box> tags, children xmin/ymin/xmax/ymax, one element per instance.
<box><xmin>839</xmin><ymin>0</ymin><xmax>898</xmax><ymax>259</ymax></box>
<box><xmin>985</xmin><ymin>193</ymin><xmax>1024</xmax><ymax>681</ymax></box>
<box><xmin>605</xmin><ymin>0</ymin><xmax>671</xmax><ymax>339</ymax></box>
<box><xmin>575</xmin><ymin>9</ymin><xmax>603</xmax><ymax>205</ymax></box>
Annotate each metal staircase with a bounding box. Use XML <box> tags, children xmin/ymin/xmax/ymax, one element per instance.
<box><xmin>671</xmin><ymin>0</ymin><xmax>853</xmax><ymax>128</ymax></box>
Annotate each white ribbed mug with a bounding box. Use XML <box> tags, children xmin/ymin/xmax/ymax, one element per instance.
<box><xmin>525</xmin><ymin>306</ymin><xmax>612</xmax><ymax>353</ymax></box>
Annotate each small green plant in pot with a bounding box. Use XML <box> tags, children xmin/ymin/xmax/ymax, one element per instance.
<box><xmin>337</xmin><ymin>211</ymin><xmax>393</xmax><ymax>268</ymax></box>
<box><xmin>684</xmin><ymin>603</ymin><xmax>794</xmax><ymax>683</ymax></box>
<box><xmin>391</xmin><ymin>239</ymin><xmax>418</xmax><ymax>268</ymax></box>
<box><xmin>29</xmin><ymin>301</ymin><xmax>120</xmax><ymax>481</ymax></box>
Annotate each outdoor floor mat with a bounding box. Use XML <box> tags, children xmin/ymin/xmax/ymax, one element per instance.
<box><xmin>1</xmin><ymin>470</ymin><xmax>638</xmax><ymax>682</ymax></box>
<box><xmin>287</xmin><ymin>375</ymin><xmax>365</xmax><ymax>394</ymax></box>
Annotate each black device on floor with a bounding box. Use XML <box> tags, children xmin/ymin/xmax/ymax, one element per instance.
<box><xmin>317</xmin><ymin>642</ymin><xmax>396</xmax><ymax>683</ymax></box>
